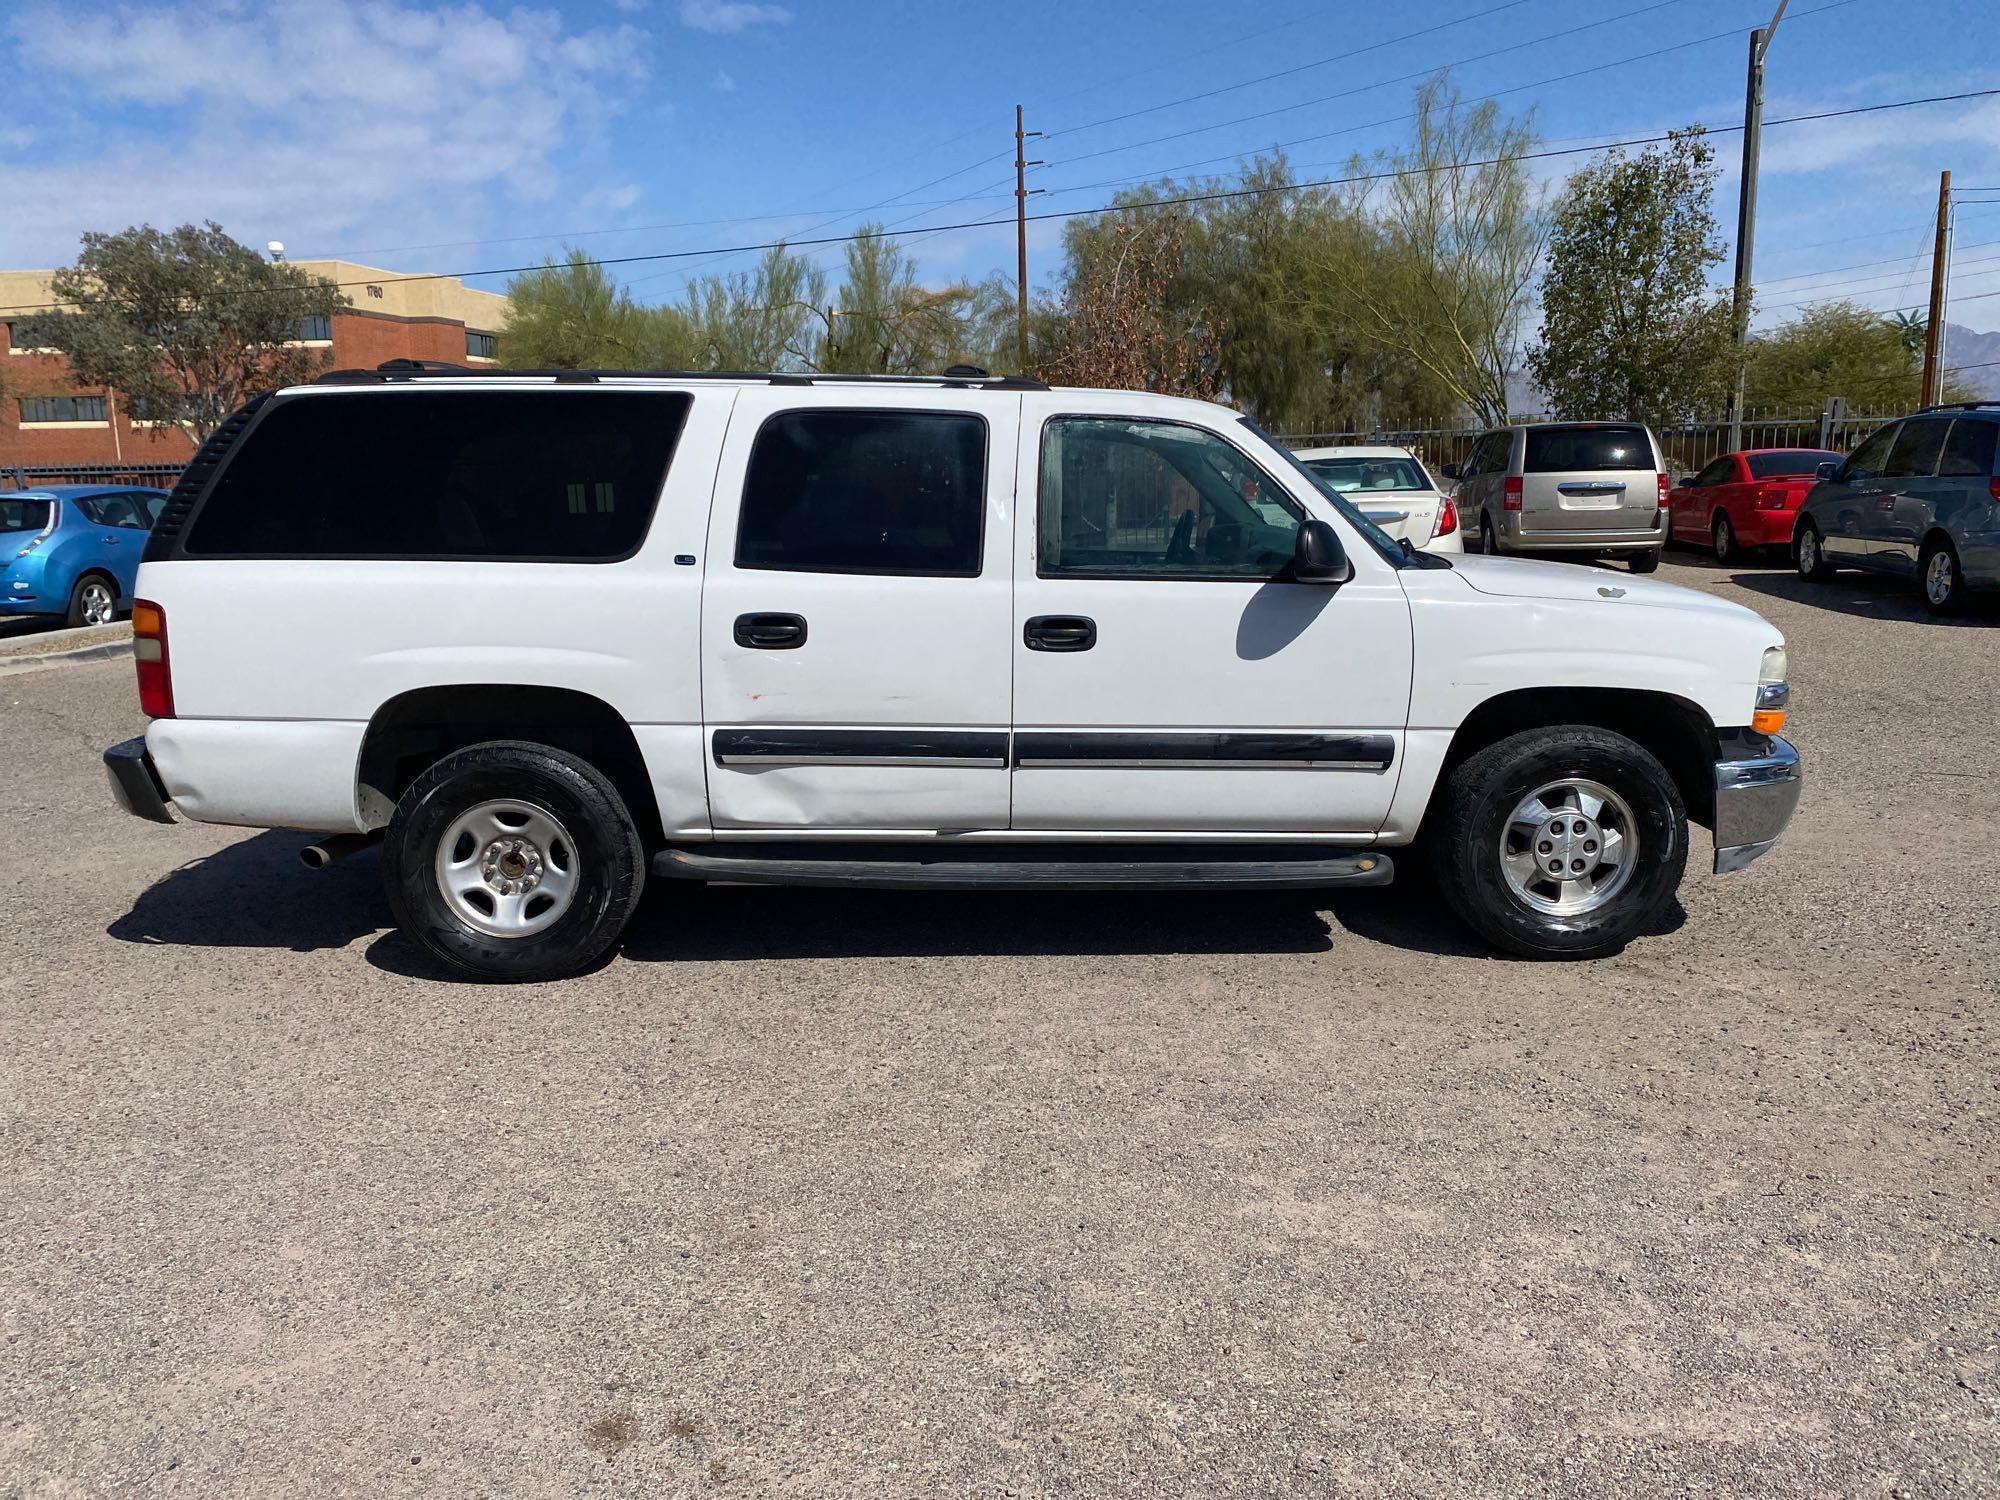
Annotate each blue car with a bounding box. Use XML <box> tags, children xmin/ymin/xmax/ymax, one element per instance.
<box><xmin>0</xmin><ymin>485</ymin><xmax>170</xmax><ymax>627</ymax></box>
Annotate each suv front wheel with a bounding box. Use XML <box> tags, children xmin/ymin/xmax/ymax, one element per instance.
<box><xmin>1428</xmin><ymin>726</ymin><xmax>1688</xmax><ymax>959</ymax></box>
<box><xmin>382</xmin><ymin>740</ymin><xmax>646</xmax><ymax>982</ymax></box>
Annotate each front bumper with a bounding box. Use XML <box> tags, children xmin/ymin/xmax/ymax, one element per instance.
<box><xmin>1712</xmin><ymin>731</ymin><xmax>1800</xmax><ymax>873</ymax></box>
<box><xmin>104</xmin><ymin>736</ymin><xmax>176</xmax><ymax>824</ymax></box>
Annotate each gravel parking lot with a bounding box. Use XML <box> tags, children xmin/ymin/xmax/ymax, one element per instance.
<box><xmin>3</xmin><ymin>552</ymin><xmax>1995</xmax><ymax>1498</ymax></box>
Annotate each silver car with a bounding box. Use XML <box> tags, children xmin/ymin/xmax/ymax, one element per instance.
<box><xmin>1449</xmin><ymin>421</ymin><xmax>1670</xmax><ymax>572</ymax></box>
<box><xmin>1793</xmin><ymin>403</ymin><xmax>2000</xmax><ymax>615</ymax></box>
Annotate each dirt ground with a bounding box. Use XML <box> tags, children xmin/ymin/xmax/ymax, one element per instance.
<box><xmin>2</xmin><ymin>552</ymin><xmax>1995</xmax><ymax>1497</ymax></box>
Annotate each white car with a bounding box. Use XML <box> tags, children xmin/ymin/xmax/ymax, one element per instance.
<box><xmin>1293</xmin><ymin>444</ymin><xmax>1463</xmax><ymax>553</ymax></box>
<box><xmin>104</xmin><ymin>364</ymin><xmax>1800</xmax><ymax>981</ymax></box>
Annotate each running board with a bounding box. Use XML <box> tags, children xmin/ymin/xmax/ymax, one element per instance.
<box><xmin>653</xmin><ymin>843</ymin><xmax>1393</xmax><ymax>891</ymax></box>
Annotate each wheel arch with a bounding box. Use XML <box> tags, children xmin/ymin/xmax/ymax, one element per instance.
<box><xmin>1435</xmin><ymin>686</ymin><xmax>1718</xmax><ymax>829</ymax></box>
<box><xmin>355</xmin><ymin>683</ymin><xmax>664</xmax><ymax>847</ymax></box>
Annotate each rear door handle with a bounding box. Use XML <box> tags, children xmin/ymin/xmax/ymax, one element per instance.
<box><xmin>733</xmin><ymin>612</ymin><xmax>807</xmax><ymax>650</ymax></box>
<box><xmin>1024</xmin><ymin>615</ymin><xmax>1096</xmax><ymax>652</ymax></box>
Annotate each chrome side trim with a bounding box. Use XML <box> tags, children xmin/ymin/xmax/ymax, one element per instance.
<box><xmin>716</xmin><ymin>755</ymin><xmax>1008</xmax><ymax>769</ymax></box>
<box><xmin>1015</xmin><ymin>757</ymin><xmax>1387</xmax><ymax>771</ymax></box>
<box><xmin>1712</xmin><ymin>733</ymin><xmax>1802</xmax><ymax>874</ymax></box>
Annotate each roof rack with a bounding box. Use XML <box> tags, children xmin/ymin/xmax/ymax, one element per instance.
<box><xmin>313</xmin><ymin>359</ymin><xmax>1049</xmax><ymax>391</ymax></box>
<box><xmin>1917</xmin><ymin>400</ymin><xmax>2000</xmax><ymax>413</ymax></box>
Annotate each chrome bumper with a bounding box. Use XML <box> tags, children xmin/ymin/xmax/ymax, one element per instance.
<box><xmin>1712</xmin><ymin>732</ymin><xmax>1800</xmax><ymax>874</ymax></box>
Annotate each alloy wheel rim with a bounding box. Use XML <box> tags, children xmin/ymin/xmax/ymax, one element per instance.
<box><xmin>1799</xmin><ymin>530</ymin><xmax>1819</xmax><ymax>574</ymax></box>
<box><xmin>433</xmin><ymin>798</ymin><xmax>579</xmax><ymax>939</ymax></box>
<box><xmin>82</xmin><ymin>583</ymin><xmax>114</xmax><ymax>625</ymax></box>
<box><xmin>1498</xmin><ymin>777</ymin><xmax>1640</xmax><ymax>917</ymax></box>
<box><xmin>1926</xmin><ymin>551</ymin><xmax>1954</xmax><ymax>605</ymax></box>
<box><xmin>1714</xmin><ymin>517</ymin><xmax>1731</xmax><ymax>559</ymax></box>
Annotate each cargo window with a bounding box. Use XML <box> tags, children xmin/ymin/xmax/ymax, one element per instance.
<box><xmin>735</xmin><ymin>410</ymin><xmax>986</xmax><ymax>576</ymax></box>
<box><xmin>182</xmin><ymin>390</ymin><xmax>690</xmax><ymax>560</ymax></box>
<box><xmin>1523</xmin><ymin>426</ymin><xmax>1653</xmax><ymax>473</ymax></box>
<box><xmin>1938</xmin><ymin>419</ymin><xmax>1998</xmax><ymax>478</ymax></box>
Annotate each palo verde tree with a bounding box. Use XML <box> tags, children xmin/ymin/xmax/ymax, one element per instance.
<box><xmin>16</xmin><ymin>222</ymin><xmax>346</xmax><ymax>443</ymax></box>
<box><xmin>1744</xmin><ymin>300</ymin><xmax>1972</xmax><ymax>410</ymax></box>
<box><xmin>1529</xmin><ymin>128</ymin><xmax>1736</xmax><ymax>423</ymax></box>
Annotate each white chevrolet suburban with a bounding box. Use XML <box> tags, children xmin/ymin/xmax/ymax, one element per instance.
<box><xmin>103</xmin><ymin>362</ymin><xmax>1802</xmax><ymax>982</ymax></box>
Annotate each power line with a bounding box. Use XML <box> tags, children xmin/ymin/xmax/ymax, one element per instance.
<box><xmin>7</xmin><ymin>86</ymin><xmax>1999</xmax><ymax>319</ymax></box>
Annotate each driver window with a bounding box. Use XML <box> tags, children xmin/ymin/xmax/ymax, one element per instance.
<box><xmin>1692</xmin><ymin>457</ymin><xmax>1734</xmax><ymax>488</ymax></box>
<box><xmin>1840</xmin><ymin>422</ymin><xmax>1898</xmax><ymax>482</ymax></box>
<box><xmin>1038</xmin><ymin>417</ymin><xmax>1302</xmax><ymax>579</ymax></box>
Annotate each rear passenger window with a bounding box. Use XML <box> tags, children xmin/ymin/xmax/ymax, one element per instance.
<box><xmin>735</xmin><ymin>410</ymin><xmax>986</xmax><ymax>576</ymax></box>
<box><xmin>183</xmin><ymin>391</ymin><xmax>690</xmax><ymax>560</ymax></box>
<box><xmin>1938</xmin><ymin>419</ymin><xmax>1998</xmax><ymax>478</ymax></box>
<box><xmin>1883</xmin><ymin>419</ymin><xmax>1949</xmax><ymax>478</ymax></box>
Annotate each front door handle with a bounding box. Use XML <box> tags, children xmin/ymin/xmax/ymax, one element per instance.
<box><xmin>101</xmin><ymin>536</ymin><xmax>121</xmax><ymax>545</ymax></box>
<box><xmin>734</xmin><ymin>612</ymin><xmax>807</xmax><ymax>650</ymax></box>
<box><xmin>1024</xmin><ymin>614</ymin><xmax>1096</xmax><ymax>652</ymax></box>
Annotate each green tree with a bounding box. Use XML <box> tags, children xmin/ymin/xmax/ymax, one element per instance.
<box><xmin>501</xmin><ymin>249</ymin><xmax>702</xmax><ymax>369</ymax></box>
<box><xmin>16</xmin><ymin>222</ymin><xmax>346</xmax><ymax>442</ymax></box>
<box><xmin>817</xmin><ymin>227</ymin><xmax>994</xmax><ymax>375</ymax></box>
<box><xmin>1298</xmin><ymin>75</ymin><xmax>1545</xmax><ymax>426</ymax></box>
<box><xmin>1529</xmin><ymin>128</ymin><xmax>1735</xmax><ymax>423</ymax></box>
<box><xmin>1743</xmin><ymin>300</ymin><xmax>1971</xmax><ymax>409</ymax></box>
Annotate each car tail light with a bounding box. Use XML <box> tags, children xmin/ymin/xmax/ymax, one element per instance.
<box><xmin>1503</xmin><ymin>476</ymin><xmax>1523</xmax><ymax>512</ymax></box>
<box><xmin>1433</xmin><ymin>496</ymin><xmax>1459</xmax><ymax>538</ymax></box>
<box><xmin>1990</xmin><ymin>477</ymin><xmax>2000</xmax><ymax>505</ymax></box>
<box><xmin>132</xmin><ymin>600</ymin><xmax>174</xmax><ymax>719</ymax></box>
<box><xmin>1755</xmin><ymin>485</ymin><xmax>1792</xmax><ymax>510</ymax></box>
<box><xmin>1656</xmin><ymin>472</ymin><xmax>1671</xmax><ymax>509</ymax></box>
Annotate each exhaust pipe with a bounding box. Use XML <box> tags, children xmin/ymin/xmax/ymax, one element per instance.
<box><xmin>300</xmin><ymin>831</ymin><xmax>381</xmax><ymax>870</ymax></box>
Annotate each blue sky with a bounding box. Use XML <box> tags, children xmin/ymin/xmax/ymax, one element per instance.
<box><xmin>4</xmin><ymin>0</ymin><xmax>2000</xmax><ymax>334</ymax></box>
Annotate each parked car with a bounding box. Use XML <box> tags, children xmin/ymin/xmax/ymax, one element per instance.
<box><xmin>1293</xmin><ymin>444</ymin><xmax>1462</xmax><ymax>553</ymax></box>
<box><xmin>0</xmin><ymin>485</ymin><xmax>169</xmax><ymax>626</ymax></box>
<box><xmin>103</xmin><ymin>364</ymin><xmax>1801</xmax><ymax>981</ymax></box>
<box><xmin>1793</xmin><ymin>403</ymin><xmax>2000</xmax><ymax>614</ymax></box>
<box><xmin>1447</xmin><ymin>421</ymin><xmax>1669</xmax><ymax>572</ymax></box>
<box><xmin>1668</xmin><ymin>448</ymin><xmax>1844</xmax><ymax>563</ymax></box>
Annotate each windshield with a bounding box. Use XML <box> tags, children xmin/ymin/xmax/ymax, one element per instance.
<box><xmin>1747</xmin><ymin>450</ymin><xmax>1842</xmax><ymax>479</ymax></box>
<box><xmin>1304</xmin><ymin>456</ymin><xmax>1432</xmax><ymax>494</ymax></box>
<box><xmin>1237</xmin><ymin>418</ymin><xmax>1408</xmax><ymax>567</ymax></box>
<box><xmin>0</xmin><ymin>497</ymin><xmax>54</xmax><ymax>534</ymax></box>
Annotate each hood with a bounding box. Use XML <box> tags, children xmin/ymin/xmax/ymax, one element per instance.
<box><xmin>1448</xmin><ymin>553</ymin><xmax>1763</xmax><ymax>620</ymax></box>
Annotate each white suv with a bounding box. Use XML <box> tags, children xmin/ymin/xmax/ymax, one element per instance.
<box><xmin>104</xmin><ymin>363</ymin><xmax>1802</xmax><ymax>981</ymax></box>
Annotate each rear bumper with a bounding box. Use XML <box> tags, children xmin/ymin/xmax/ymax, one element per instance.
<box><xmin>1712</xmin><ymin>731</ymin><xmax>1800</xmax><ymax>874</ymax></box>
<box><xmin>1502</xmin><ymin>513</ymin><xmax>1668</xmax><ymax>551</ymax></box>
<box><xmin>104</xmin><ymin>736</ymin><xmax>176</xmax><ymax>824</ymax></box>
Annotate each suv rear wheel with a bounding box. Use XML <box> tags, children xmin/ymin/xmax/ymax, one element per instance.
<box><xmin>1920</xmin><ymin>537</ymin><xmax>1966</xmax><ymax>616</ymax></box>
<box><xmin>1627</xmin><ymin>549</ymin><xmax>1661</xmax><ymax>574</ymax></box>
<box><xmin>1428</xmin><ymin>726</ymin><xmax>1688</xmax><ymax>959</ymax></box>
<box><xmin>382</xmin><ymin>740</ymin><xmax>645</xmax><ymax>982</ymax></box>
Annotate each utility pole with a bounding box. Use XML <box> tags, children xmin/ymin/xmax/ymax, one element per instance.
<box><xmin>1725</xmin><ymin>0</ymin><xmax>1788</xmax><ymax>453</ymax></box>
<box><xmin>1014</xmin><ymin>105</ymin><xmax>1044</xmax><ymax>372</ymax></box>
<box><xmin>1922</xmin><ymin>169</ymin><xmax>1952</xmax><ymax>406</ymax></box>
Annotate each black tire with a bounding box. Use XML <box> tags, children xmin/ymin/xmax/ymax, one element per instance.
<box><xmin>1711</xmin><ymin>511</ymin><xmax>1736</xmax><ymax>564</ymax></box>
<box><xmin>1628</xmin><ymin>548</ymin><xmax>1661</xmax><ymax>574</ymax></box>
<box><xmin>1427</xmin><ymin>725</ymin><xmax>1688</xmax><ymax>960</ymax></box>
<box><xmin>65</xmin><ymin>572</ymin><xmax>118</xmax><ymax>628</ymax></box>
<box><xmin>1480</xmin><ymin>513</ymin><xmax>1500</xmax><ymax>556</ymax></box>
<box><xmin>382</xmin><ymin>740</ymin><xmax>645</xmax><ymax>982</ymax></box>
<box><xmin>1919</xmin><ymin>536</ymin><xmax>1966</xmax><ymax>616</ymax></box>
<box><xmin>1794</xmin><ymin>520</ymin><xmax>1835</xmax><ymax>581</ymax></box>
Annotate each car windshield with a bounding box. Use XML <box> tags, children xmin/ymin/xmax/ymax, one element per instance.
<box><xmin>1746</xmin><ymin>450</ymin><xmax>1842</xmax><ymax>479</ymax></box>
<box><xmin>1523</xmin><ymin>426</ymin><xmax>1653</xmax><ymax>473</ymax></box>
<box><xmin>1236</xmin><ymin>418</ymin><xmax>1410</xmax><ymax>568</ymax></box>
<box><xmin>0</xmin><ymin>497</ymin><xmax>54</xmax><ymax>534</ymax></box>
<box><xmin>1304</xmin><ymin>456</ymin><xmax>1431</xmax><ymax>493</ymax></box>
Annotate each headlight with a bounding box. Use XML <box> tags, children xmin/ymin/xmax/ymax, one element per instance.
<box><xmin>1753</xmin><ymin>645</ymin><xmax>1789</xmax><ymax>735</ymax></box>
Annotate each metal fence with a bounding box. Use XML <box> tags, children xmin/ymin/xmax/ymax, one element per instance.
<box><xmin>1276</xmin><ymin>398</ymin><xmax>1900</xmax><ymax>478</ymax></box>
<box><xmin>4</xmin><ymin>462</ymin><xmax>186</xmax><ymax>491</ymax></box>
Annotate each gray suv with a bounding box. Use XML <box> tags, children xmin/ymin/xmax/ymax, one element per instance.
<box><xmin>1793</xmin><ymin>403</ymin><xmax>2000</xmax><ymax>614</ymax></box>
<box><xmin>1451</xmin><ymin>421</ymin><xmax>1669</xmax><ymax>572</ymax></box>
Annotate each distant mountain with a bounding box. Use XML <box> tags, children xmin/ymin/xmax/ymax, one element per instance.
<box><xmin>1944</xmin><ymin>323</ymin><xmax>2000</xmax><ymax>399</ymax></box>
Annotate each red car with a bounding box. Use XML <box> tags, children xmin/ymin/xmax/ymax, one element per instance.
<box><xmin>1667</xmin><ymin>447</ymin><xmax>1844</xmax><ymax>562</ymax></box>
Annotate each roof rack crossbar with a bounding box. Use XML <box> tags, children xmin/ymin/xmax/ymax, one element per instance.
<box><xmin>311</xmin><ymin>362</ymin><xmax>1050</xmax><ymax>391</ymax></box>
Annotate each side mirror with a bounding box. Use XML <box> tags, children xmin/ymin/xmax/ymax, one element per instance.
<box><xmin>1293</xmin><ymin>519</ymin><xmax>1351</xmax><ymax>583</ymax></box>
<box><xmin>1815</xmin><ymin>460</ymin><xmax>1839</xmax><ymax>482</ymax></box>
<box><xmin>1678</xmin><ymin>475</ymin><xmax>1699</xmax><ymax>490</ymax></box>
<box><xmin>1439</xmin><ymin>462</ymin><xmax>1462</xmax><ymax>480</ymax></box>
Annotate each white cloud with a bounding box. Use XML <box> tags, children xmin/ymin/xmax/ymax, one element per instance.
<box><xmin>0</xmin><ymin>0</ymin><xmax>653</xmax><ymax>270</ymax></box>
<box><xmin>614</xmin><ymin>0</ymin><xmax>651</xmax><ymax>10</ymax></box>
<box><xmin>713</xmin><ymin>67</ymin><xmax>736</xmax><ymax>92</ymax></box>
<box><xmin>679</xmin><ymin>0</ymin><xmax>791</xmax><ymax>35</ymax></box>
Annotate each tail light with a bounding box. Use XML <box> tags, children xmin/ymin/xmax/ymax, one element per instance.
<box><xmin>1433</xmin><ymin>496</ymin><xmax>1459</xmax><ymax>538</ymax></box>
<box><xmin>1655</xmin><ymin>472</ymin><xmax>1670</xmax><ymax>509</ymax></box>
<box><xmin>131</xmin><ymin>600</ymin><xmax>174</xmax><ymax>719</ymax></box>
<box><xmin>1990</xmin><ymin>477</ymin><xmax>2000</xmax><ymax>505</ymax></box>
<box><xmin>1755</xmin><ymin>485</ymin><xmax>1792</xmax><ymax>511</ymax></box>
<box><xmin>1503</xmin><ymin>476</ymin><xmax>1523</xmax><ymax>512</ymax></box>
